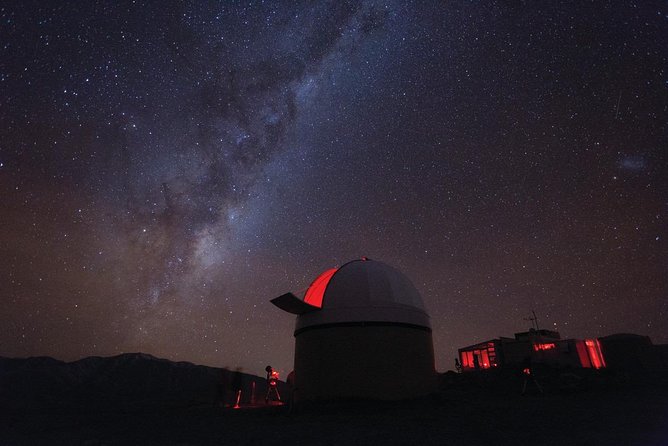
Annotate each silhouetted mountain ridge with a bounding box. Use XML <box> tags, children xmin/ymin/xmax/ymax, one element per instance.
<box><xmin>0</xmin><ymin>353</ymin><xmax>274</xmax><ymax>410</ymax></box>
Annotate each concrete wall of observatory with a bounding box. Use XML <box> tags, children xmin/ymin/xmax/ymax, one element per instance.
<box><xmin>294</xmin><ymin>323</ymin><xmax>437</xmax><ymax>401</ymax></box>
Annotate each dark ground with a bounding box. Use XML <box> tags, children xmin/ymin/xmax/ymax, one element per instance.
<box><xmin>2</xmin><ymin>372</ymin><xmax>667</xmax><ymax>446</ymax></box>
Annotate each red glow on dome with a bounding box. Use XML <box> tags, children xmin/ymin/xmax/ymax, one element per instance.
<box><xmin>303</xmin><ymin>268</ymin><xmax>338</xmax><ymax>308</ymax></box>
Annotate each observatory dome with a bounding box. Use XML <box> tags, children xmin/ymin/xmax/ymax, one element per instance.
<box><xmin>295</xmin><ymin>258</ymin><xmax>431</xmax><ymax>333</ymax></box>
<box><xmin>270</xmin><ymin>257</ymin><xmax>437</xmax><ymax>401</ymax></box>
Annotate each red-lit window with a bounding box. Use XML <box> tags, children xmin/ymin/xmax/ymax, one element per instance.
<box><xmin>576</xmin><ymin>341</ymin><xmax>592</xmax><ymax>368</ymax></box>
<box><xmin>461</xmin><ymin>346</ymin><xmax>497</xmax><ymax>370</ymax></box>
<box><xmin>460</xmin><ymin>351</ymin><xmax>476</xmax><ymax>369</ymax></box>
<box><xmin>303</xmin><ymin>268</ymin><xmax>338</xmax><ymax>308</ymax></box>
<box><xmin>487</xmin><ymin>343</ymin><xmax>498</xmax><ymax>367</ymax></box>
<box><xmin>480</xmin><ymin>350</ymin><xmax>490</xmax><ymax>368</ymax></box>
<box><xmin>585</xmin><ymin>339</ymin><xmax>606</xmax><ymax>369</ymax></box>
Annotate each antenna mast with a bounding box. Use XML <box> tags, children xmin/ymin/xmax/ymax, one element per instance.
<box><xmin>524</xmin><ymin>310</ymin><xmax>539</xmax><ymax>331</ymax></box>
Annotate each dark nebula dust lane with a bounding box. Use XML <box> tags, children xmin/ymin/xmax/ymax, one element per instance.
<box><xmin>1</xmin><ymin>1</ymin><xmax>666</xmax><ymax>375</ymax></box>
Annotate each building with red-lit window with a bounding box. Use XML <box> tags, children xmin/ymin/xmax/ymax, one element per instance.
<box><xmin>271</xmin><ymin>258</ymin><xmax>437</xmax><ymax>401</ymax></box>
<box><xmin>458</xmin><ymin>329</ymin><xmax>607</xmax><ymax>372</ymax></box>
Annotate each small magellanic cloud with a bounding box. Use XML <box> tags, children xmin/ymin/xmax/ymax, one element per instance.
<box><xmin>618</xmin><ymin>154</ymin><xmax>647</xmax><ymax>172</ymax></box>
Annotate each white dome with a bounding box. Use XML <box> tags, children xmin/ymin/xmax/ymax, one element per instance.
<box><xmin>295</xmin><ymin>259</ymin><xmax>431</xmax><ymax>332</ymax></box>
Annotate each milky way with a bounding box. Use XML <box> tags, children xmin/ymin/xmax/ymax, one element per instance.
<box><xmin>1</xmin><ymin>1</ymin><xmax>666</xmax><ymax>375</ymax></box>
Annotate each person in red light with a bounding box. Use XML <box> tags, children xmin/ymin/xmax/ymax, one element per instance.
<box><xmin>265</xmin><ymin>366</ymin><xmax>281</xmax><ymax>404</ymax></box>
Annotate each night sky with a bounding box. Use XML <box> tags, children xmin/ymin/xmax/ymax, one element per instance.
<box><xmin>1</xmin><ymin>1</ymin><xmax>667</xmax><ymax>376</ymax></box>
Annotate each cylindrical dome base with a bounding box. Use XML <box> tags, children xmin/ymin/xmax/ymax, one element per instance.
<box><xmin>294</xmin><ymin>323</ymin><xmax>437</xmax><ymax>401</ymax></box>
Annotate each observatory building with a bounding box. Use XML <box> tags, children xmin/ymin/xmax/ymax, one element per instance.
<box><xmin>271</xmin><ymin>258</ymin><xmax>436</xmax><ymax>401</ymax></box>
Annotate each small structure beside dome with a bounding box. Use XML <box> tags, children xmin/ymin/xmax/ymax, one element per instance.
<box><xmin>271</xmin><ymin>257</ymin><xmax>437</xmax><ymax>401</ymax></box>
